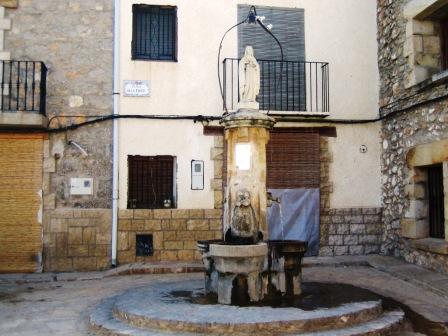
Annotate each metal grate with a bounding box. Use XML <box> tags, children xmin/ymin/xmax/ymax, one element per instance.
<box><xmin>0</xmin><ymin>60</ymin><xmax>47</xmax><ymax>115</ymax></box>
<box><xmin>132</xmin><ymin>5</ymin><xmax>177</xmax><ymax>61</ymax></box>
<box><xmin>222</xmin><ymin>59</ymin><xmax>329</xmax><ymax>113</ymax></box>
<box><xmin>128</xmin><ymin>155</ymin><xmax>175</xmax><ymax>209</ymax></box>
<box><xmin>428</xmin><ymin>164</ymin><xmax>445</xmax><ymax>239</ymax></box>
<box><xmin>136</xmin><ymin>234</ymin><xmax>153</xmax><ymax>256</ymax></box>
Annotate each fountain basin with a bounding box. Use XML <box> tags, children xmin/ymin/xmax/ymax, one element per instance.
<box><xmin>209</xmin><ymin>243</ymin><xmax>267</xmax><ymax>274</ymax></box>
<box><xmin>266</xmin><ymin>240</ymin><xmax>308</xmax><ymax>297</ymax></box>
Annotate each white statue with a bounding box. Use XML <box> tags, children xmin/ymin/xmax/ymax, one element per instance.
<box><xmin>238</xmin><ymin>46</ymin><xmax>260</xmax><ymax>110</ymax></box>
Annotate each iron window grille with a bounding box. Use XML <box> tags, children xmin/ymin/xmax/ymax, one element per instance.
<box><xmin>132</xmin><ymin>5</ymin><xmax>177</xmax><ymax>61</ymax></box>
<box><xmin>128</xmin><ymin>155</ymin><xmax>175</xmax><ymax>209</ymax></box>
<box><xmin>0</xmin><ymin>60</ymin><xmax>47</xmax><ymax>115</ymax></box>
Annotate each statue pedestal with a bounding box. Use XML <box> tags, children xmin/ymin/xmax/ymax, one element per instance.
<box><xmin>220</xmin><ymin>110</ymin><xmax>275</xmax><ymax>242</ymax></box>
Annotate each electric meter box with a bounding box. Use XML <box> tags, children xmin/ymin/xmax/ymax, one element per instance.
<box><xmin>70</xmin><ymin>178</ymin><xmax>94</xmax><ymax>195</ymax></box>
<box><xmin>191</xmin><ymin>160</ymin><xmax>204</xmax><ymax>190</ymax></box>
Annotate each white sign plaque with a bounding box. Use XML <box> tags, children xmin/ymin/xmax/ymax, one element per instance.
<box><xmin>235</xmin><ymin>143</ymin><xmax>251</xmax><ymax>171</ymax></box>
<box><xmin>123</xmin><ymin>80</ymin><xmax>150</xmax><ymax>97</ymax></box>
<box><xmin>70</xmin><ymin>178</ymin><xmax>93</xmax><ymax>195</ymax></box>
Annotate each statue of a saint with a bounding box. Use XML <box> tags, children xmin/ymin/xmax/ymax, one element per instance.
<box><xmin>238</xmin><ymin>46</ymin><xmax>260</xmax><ymax>108</ymax></box>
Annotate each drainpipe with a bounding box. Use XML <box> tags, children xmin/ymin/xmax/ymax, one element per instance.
<box><xmin>111</xmin><ymin>0</ymin><xmax>120</xmax><ymax>267</ymax></box>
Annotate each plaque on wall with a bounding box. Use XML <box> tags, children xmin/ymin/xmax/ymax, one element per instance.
<box><xmin>123</xmin><ymin>80</ymin><xmax>150</xmax><ymax>97</ymax></box>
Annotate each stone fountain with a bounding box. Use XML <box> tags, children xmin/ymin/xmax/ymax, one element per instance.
<box><xmin>197</xmin><ymin>46</ymin><xmax>308</xmax><ymax>305</ymax></box>
<box><xmin>89</xmin><ymin>46</ymin><xmax>407</xmax><ymax>336</ymax></box>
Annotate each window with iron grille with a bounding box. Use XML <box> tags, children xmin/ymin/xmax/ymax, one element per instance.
<box><xmin>128</xmin><ymin>155</ymin><xmax>176</xmax><ymax>209</ymax></box>
<box><xmin>132</xmin><ymin>5</ymin><xmax>177</xmax><ymax>61</ymax></box>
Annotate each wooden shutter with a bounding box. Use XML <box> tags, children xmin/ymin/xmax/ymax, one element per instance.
<box><xmin>237</xmin><ymin>5</ymin><xmax>305</xmax><ymax>61</ymax></box>
<box><xmin>237</xmin><ymin>5</ymin><xmax>306</xmax><ymax>111</ymax></box>
<box><xmin>267</xmin><ymin>131</ymin><xmax>320</xmax><ymax>189</ymax></box>
<box><xmin>0</xmin><ymin>134</ymin><xmax>43</xmax><ymax>273</ymax></box>
<box><xmin>223</xmin><ymin>130</ymin><xmax>320</xmax><ymax>189</ymax></box>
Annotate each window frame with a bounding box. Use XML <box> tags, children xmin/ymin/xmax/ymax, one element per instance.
<box><xmin>131</xmin><ymin>4</ymin><xmax>178</xmax><ymax>62</ymax></box>
<box><xmin>127</xmin><ymin>155</ymin><xmax>177</xmax><ymax>209</ymax></box>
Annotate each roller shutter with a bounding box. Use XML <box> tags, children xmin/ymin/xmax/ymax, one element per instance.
<box><xmin>0</xmin><ymin>134</ymin><xmax>43</xmax><ymax>273</ymax></box>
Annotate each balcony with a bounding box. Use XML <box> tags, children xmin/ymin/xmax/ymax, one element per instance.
<box><xmin>0</xmin><ymin>60</ymin><xmax>48</xmax><ymax>128</ymax></box>
<box><xmin>222</xmin><ymin>59</ymin><xmax>329</xmax><ymax>116</ymax></box>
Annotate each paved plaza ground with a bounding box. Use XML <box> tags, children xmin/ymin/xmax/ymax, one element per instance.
<box><xmin>0</xmin><ymin>256</ymin><xmax>447</xmax><ymax>335</ymax></box>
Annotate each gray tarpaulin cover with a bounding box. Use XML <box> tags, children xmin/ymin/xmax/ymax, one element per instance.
<box><xmin>267</xmin><ymin>189</ymin><xmax>320</xmax><ymax>256</ymax></box>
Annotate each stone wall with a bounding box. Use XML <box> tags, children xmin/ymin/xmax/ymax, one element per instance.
<box><xmin>381</xmin><ymin>101</ymin><xmax>448</xmax><ymax>272</ymax></box>
<box><xmin>211</xmin><ymin>134</ymin><xmax>225</xmax><ymax>209</ymax></box>
<box><xmin>378</xmin><ymin>0</ymin><xmax>448</xmax><ymax>110</ymax></box>
<box><xmin>378</xmin><ymin>0</ymin><xmax>448</xmax><ymax>273</ymax></box>
<box><xmin>319</xmin><ymin>137</ymin><xmax>384</xmax><ymax>256</ymax></box>
<box><xmin>3</xmin><ymin>1</ymin><xmax>114</xmax><ymax>271</ymax></box>
<box><xmin>117</xmin><ymin>209</ymin><xmax>222</xmax><ymax>264</ymax></box>
<box><xmin>43</xmin><ymin>209</ymin><xmax>112</xmax><ymax>271</ymax></box>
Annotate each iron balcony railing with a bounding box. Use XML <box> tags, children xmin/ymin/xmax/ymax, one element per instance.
<box><xmin>222</xmin><ymin>58</ymin><xmax>329</xmax><ymax>113</ymax></box>
<box><xmin>0</xmin><ymin>60</ymin><xmax>48</xmax><ymax>115</ymax></box>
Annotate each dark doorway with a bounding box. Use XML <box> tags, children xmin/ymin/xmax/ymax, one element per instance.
<box><xmin>427</xmin><ymin>164</ymin><xmax>445</xmax><ymax>239</ymax></box>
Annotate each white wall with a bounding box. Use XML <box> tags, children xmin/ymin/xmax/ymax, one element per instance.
<box><xmin>118</xmin><ymin>120</ymin><xmax>215</xmax><ymax>209</ymax></box>
<box><xmin>119</xmin><ymin>0</ymin><xmax>379</xmax><ymax>119</ymax></box>
<box><xmin>328</xmin><ymin>123</ymin><xmax>382</xmax><ymax>208</ymax></box>
<box><xmin>118</xmin><ymin>0</ymin><xmax>380</xmax><ymax>209</ymax></box>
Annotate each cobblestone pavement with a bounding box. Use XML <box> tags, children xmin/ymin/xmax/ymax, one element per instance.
<box><xmin>0</xmin><ymin>257</ymin><xmax>447</xmax><ymax>335</ymax></box>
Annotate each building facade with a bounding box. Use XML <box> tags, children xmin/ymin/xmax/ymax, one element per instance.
<box><xmin>0</xmin><ymin>0</ymin><xmax>114</xmax><ymax>272</ymax></box>
<box><xmin>116</xmin><ymin>0</ymin><xmax>383</xmax><ymax>264</ymax></box>
<box><xmin>378</xmin><ymin>0</ymin><xmax>448</xmax><ymax>273</ymax></box>
<box><xmin>4</xmin><ymin>0</ymin><xmax>443</xmax><ymax>275</ymax></box>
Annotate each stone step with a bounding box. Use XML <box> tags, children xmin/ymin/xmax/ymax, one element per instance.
<box><xmin>111</xmin><ymin>281</ymin><xmax>384</xmax><ymax>334</ymax></box>
<box><xmin>112</xmin><ymin>301</ymin><xmax>384</xmax><ymax>335</ymax></box>
<box><xmin>296</xmin><ymin>310</ymin><xmax>405</xmax><ymax>336</ymax></box>
<box><xmin>90</xmin><ymin>299</ymin><xmax>405</xmax><ymax>336</ymax></box>
<box><xmin>90</xmin><ymin>297</ymin><xmax>198</xmax><ymax>336</ymax></box>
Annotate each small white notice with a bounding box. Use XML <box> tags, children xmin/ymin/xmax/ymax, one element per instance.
<box><xmin>123</xmin><ymin>80</ymin><xmax>150</xmax><ymax>97</ymax></box>
<box><xmin>70</xmin><ymin>178</ymin><xmax>94</xmax><ymax>195</ymax></box>
<box><xmin>235</xmin><ymin>143</ymin><xmax>252</xmax><ymax>171</ymax></box>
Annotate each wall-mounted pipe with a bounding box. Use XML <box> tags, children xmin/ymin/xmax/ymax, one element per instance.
<box><xmin>111</xmin><ymin>0</ymin><xmax>120</xmax><ymax>267</ymax></box>
<box><xmin>67</xmin><ymin>140</ymin><xmax>89</xmax><ymax>157</ymax></box>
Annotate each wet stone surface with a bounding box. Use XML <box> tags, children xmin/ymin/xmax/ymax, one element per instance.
<box><xmin>1</xmin><ymin>264</ymin><xmax>448</xmax><ymax>335</ymax></box>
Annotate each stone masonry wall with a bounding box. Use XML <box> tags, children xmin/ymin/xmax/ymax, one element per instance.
<box><xmin>378</xmin><ymin>0</ymin><xmax>448</xmax><ymax>273</ymax></box>
<box><xmin>381</xmin><ymin>101</ymin><xmax>448</xmax><ymax>272</ymax></box>
<box><xmin>117</xmin><ymin>209</ymin><xmax>222</xmax><ymax>264</ymax></box>
<box><xmin>378</xmin><ymin>0</ymin><xmax>448</xmax><ymax>111</ymax></box>
<box><xmin>319</xmin><ymin>137</ymin><xmax>384</xmax><ymax>256</ymax></box>
<box><xmin>43</xmin><ymin>209</ymin><xmax>112</xmax><ymax>271</ymax></box>
<box><xmin>211</xmin><ymin>134</ymin><xmax>225</xmax><ymax>210</ymax></box>
<box><xmin>4</xmin><ymin>1</ymin><xmax>114</xmax><ymax>271</ymax></box>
